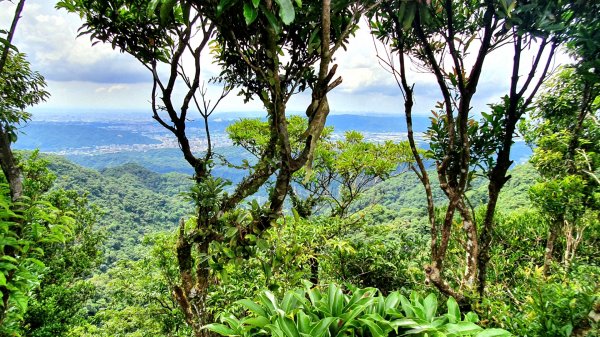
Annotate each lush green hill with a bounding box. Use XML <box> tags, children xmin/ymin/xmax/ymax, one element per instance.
<box><xmin>67</xmin><ymin>146</ymin><xmax>253</xmax><ymax>180</ymax></box>
<box><xmin>353</xmin><ymin>163</ymin><xmax>539</xmax><ymax>223</ymax></box>
<box><xmin>46</xmin><ymin>156</ymin><xmax>193</xmax><ymax>268</ymax></box>
<box><xmin>45</xmin><ymin>150</ymin><xmax>540</xmax><ymax>271</ymax></box>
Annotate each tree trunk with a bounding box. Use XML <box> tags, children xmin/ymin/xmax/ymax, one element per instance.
<box><xmin>0</xmin><ymin>126</ymin><xmax>23</xmax><ymax>201</ymax></box>
<box><xmin>309</xmin><ymin>256</ymin><xmax>319</xmax><ymax>285</ymax></box>
<box><xmin>543</xmin><ymin>218</ymin><xmax>562</xmax><ymax>275</ymax></box>
<box><xmin>173</xmin><ymin>219</ymin><xmax>216</xmax><ymax>337</ymax></box>
<box><xmin>563</xmin><ymin>219</ymin><xmax>585</xmax><ymax>271</ymax></box>
<box><xmin>0</xmin><ymin>0</ymin><xmax>25</xmax><ymax>75</ymax></box>
<box><xmin>459</xmin><ymin>203</ymin><xmax>479</xmax><ymax>288</ymax></box>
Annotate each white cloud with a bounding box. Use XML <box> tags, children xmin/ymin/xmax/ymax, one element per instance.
<box><xmin>1</xmin><ymin>0</ymin><xmax>148</xmax><ymax>83</ymax></box>
<box><xmin>95</xmin><ymin>84</ymin><xmax>130</xmax><ymax>94</ymax></box>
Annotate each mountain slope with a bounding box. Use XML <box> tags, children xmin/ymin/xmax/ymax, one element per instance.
<box><xmin>47</xmin><ymin>156</ymin><xmax>193</xmax><ymax>268</ymax></box>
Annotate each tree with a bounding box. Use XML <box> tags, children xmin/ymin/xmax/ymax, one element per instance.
<box><xmin>0</xmin><ymin>51</ymin><xmax>48</xmax><ymax>202</ymax></box>
<box><xmin>0</xmin><ymin>155</ymin><xmax>81</xmax><ymax>334</ymax></box>
<box><xmin>227</xmin><ymin>116</ymin><xmax>413</xmax><ymax>218</ymax></box>
<box><xmin>0</xmin><ymin>152</ymin><xmax>103</xmax><ymax>337</ymax></box>
<box><xmin>522</xmin><ymin>0</ymin><xmax>600</xmax><ymax>275</ymax></box>
<box><xmin>0</xmin><ymin>0</ymin><xmax>41</xmax><ymax>203</ymax></box>
<box><xmin>370</xmin><ymin>0</ymin><xmax>576</xmax><ymax>303</ymax></box>
<box><xmin>525</xmin><ymin>67</ymin><xmax>599</xmax><ymax>274</ymax></box>
<box><xmin>0</xmin><ymin>2</ymin><xmax>59</xmax><ymax>331</ymax></box>
<box><xmin>69</xmin><ymin>233</ymin><xmax>190</xmax><ymax>337</ymax></box>
<box><xmin>58</xmin><ymin>0</ymin><xmax>371</xmax><ymax>334</ymax></box>
<box><xmin>228</xmin><ymin>116</ymin><xmax>413</xmax><ymax>284</ymax></box>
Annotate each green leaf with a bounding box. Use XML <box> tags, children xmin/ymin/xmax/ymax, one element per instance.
<box><xmin>147</xmin><ymin>0</ymin><xmax>160</xmax><ymax>17</ymax></box>
<box><xmin>475</xmin><ymin>328</ymin><xmax>512</xmax><ymax>337</ymax></box>
<box><xmin>262</xmin><ymin>6</ymin><xmax>281</xmax><ymax>34</ymax></box>
<box><xmin>358</xmin><ymin>318</ymin><xmax>386</xmax><ymax>337</ymax></box>
<box><xmin>245</xmin><ymin>316</ymin><xmax>270</xmax><ymax>328</ymax></box>
<box><xmin>243</xmin><ymin>3</ymin><xmax>258</xmax><ymax>25</ymax></box>
<box><xmin>445</xmin><ymin>322</ymin><xmax>482</xmax><ymax>335</ymax></box>
<box><xmin>308</xmin><ymin>317</ymin><xmax>336</xmax><ymax>337</ymax></box>
<box><xmin>446</xmin><ymin>297</ymin><xmax>460</xmax><ymax>323</ymax></box>
<box><xmin>465</xmin><ymin>312</ymin><xmax>479</xmax><ymax>323</ymax></box>
<box><xmin>237</xmin><ymin>298</ymin><xmax>267</xmax><ymax>317</ymax></box>
<box><xmin>402</xmin><ymin>3</ymin><xmax>416</xmax><ymax>31</ymax></box>
<box><xmin>10</xmin><ymin>291</ymin><xmax>28</xmax><ymax>313</ymax></box>
<box><xmin>217</xmin><ymin>0</ymin><xmax>236</xmax><ymax>16</ymax></box>
<box><xmin>160</xmin><ymin>0</ymin><xmax>177</xmax><ymax>25</ymax></box>
<box><xmin>27</xmin><ymin>257</ymin><xmax>45</xmax><ymax>268</ymax></box>
<box><xmin>263</xmin><ymin>291</ymin><xmax>279</xmax><ymax>312</ymax></box>
<box><xmin>273</xmin><ymin>0</ymin><xmax>295</xmax><ymax>25</ymax></box>
<box><xmin>0</xmin><ymin>37</ymin><xmax>19</xmax><ymax>52</ymax></box>
<box><xmin>327</xmin><ymin>283</ymin><xmax>344</xmax><ymax>317</ymax></box>
<box><xmin>252</xmin><ymin>0</ymin><xmax>260</xmax><ymax>8</ymax></box>
<box><xmin>339</xmin><ymin>303</ymin><xmax>370</xmax><ymax>330</ymax></box>
<box><xmin>204</xmin><ymin>323</ymin><xmax>235</xmax><ymax>336</ymax></box>
<box><xmin>296</xmin><ymin>311</ymin><xmax>311</xmax><ymax>333</ymax></box>
<box><xmin>292</xmin><ymin>208</ymin><xmax>300</xmax><ymax>223</ymax></box>
<box><xmin>423</xmin><ymin>293</ymin><xmax>437</xmax><ymax>321</ymax></box>
<box><xmin>0</xmin><ymin>273</ymin><xmax>5</xmax><ymax>286</ymax></box>
<box><xmin>390</xmin><ymin>318</ymin><xmax>419</xmax><ymax>330</ymax></box>
<box><xmin>385</xmin><ymin>291</ymin><xmax>401</xmax><ymax>310</ymax></box>
<box><xmin>278</xmin><ymin>317</ymin><xmax>300</xmax><ymax>337</ymax></box>
<box><xmin>400</xmin><ymin>295</ymin><xmax>415</xmax><ymax>318</ymax></box>
<box><xmin>281</xmin><ymin>290</ymin><xmax>297</xmax><ymax>312</ymax></box>
<box><xmin>396</xmin><ymin>1</ymin><xmax>407</xmax><ymax>25</ymax></box>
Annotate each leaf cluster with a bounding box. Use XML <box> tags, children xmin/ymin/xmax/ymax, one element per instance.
<box><xmin>205</xmin><ymin>0</ymin><xmax>357</xmax><ymax>102</ymax></box>
<box><xmin>0</xmin><ymin>52</ymin><xmax>48</xmax><ymax>143</ymax></box>
<box><xmin>207</xmin><ymin>282</ymin><xmax>510</xmax><ymax>336</ymax></box>
<box><xmin>56</xmin><ymin>0</ymin><xmax>181</xmax><ymax>64</ymax></box>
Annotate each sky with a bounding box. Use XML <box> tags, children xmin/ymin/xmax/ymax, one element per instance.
<box><xmin>1</xmin><ymin>0</ymin><xmax>570</xmax><ymax>119</ymax></box>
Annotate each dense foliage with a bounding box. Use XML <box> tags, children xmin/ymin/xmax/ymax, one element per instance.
<box><xmin>1</xmin><ymin>0</ymin><xmax>599</xmax><ymax>336</ymax></box>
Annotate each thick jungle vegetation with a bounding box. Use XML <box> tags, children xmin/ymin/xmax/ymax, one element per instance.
<box><xmin>0</xmin><ymin>0</ymin><xmax>599</xmax><ymax>336</ymax></box>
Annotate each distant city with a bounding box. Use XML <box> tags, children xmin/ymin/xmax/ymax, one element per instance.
<box><xmin>16</xmin><ymin>112</ymin><xmax>426</xmax><ymax>154</ymax></box>
<box><xmin>15</xmin><ymin>111</ymin><xmax>530</xmax><ymax>166</ymax></box>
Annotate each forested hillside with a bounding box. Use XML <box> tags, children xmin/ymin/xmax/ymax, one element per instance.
<box><xmin>44</xmin><ymin>154</ymin><xmax>540</xmax><ymax>270</ymax></box>
<box><xmin>29</xmin><ymin>154</ymin><xmax>598</xmax><ymax>337</ymax></box>
<box><xmin>47</xmin><ymin>156</ymin><xmax>193</xmax><ymax>266</ymax></box>
<box><xmin>354</xmin><ymin>163</ymin><xmax>538</xmax><ymax>222</ymax></box>
<box><xmin>27</xmin><ymin>154</ymin><xmax>566</xmax><ymax>337</ymax></box>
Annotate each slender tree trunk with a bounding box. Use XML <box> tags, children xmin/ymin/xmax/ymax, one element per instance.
<box><xmin>563</xmin><ymin>220</ymin><xmax>585</xmax><ymax>271</ymax></box>
<box><xmin>0</xmin><ymin>126</ymin><xmax>23</xmax><ymax>201</ymax></box>
<box><xmin>309</xmin><ymin>256</ymin><xmax>319</xmax><ymax>285</ymax></box>
<box><xmin>458</xmin><ymin>202</ymin><xmax>478</xmax><ymax>288</ymax></box>
<box><xmin>0</xmin><ymin>0</ymin><xmax>25</xmax><ymax>75</ymax></box>
<box><xmin>543</xmin><ymin>218</ymin><xmax>562</xmax><ymax>275</ymax></box>
<box><xmin>172</xmin><ymin>219</ymin><xmax>216</xmax><ymax>337</ymax></box>
<box><xmin>477</xmin><ymin>136</ymin><xmax>513</xmax><ymax>295</ymax></box>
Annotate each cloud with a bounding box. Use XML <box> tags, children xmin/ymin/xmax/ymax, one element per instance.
<box><xmin>2</xmin><ymin>1</ymin><xmax>148</xmax><ymax>83</ymax></box>
<box><xmin>38</xmin><ymin>81</ymin><xmax>151</xmax><ymax>111</ymax></box>
<box><xmin>95</xmin><ymin>84</ymin><xmax>129</xmax><ymax>94</ymax></box>
<box><xmin>327</xmin><ymin>20</ymin><xmax>570</xmax><ymax>115</ymax></box>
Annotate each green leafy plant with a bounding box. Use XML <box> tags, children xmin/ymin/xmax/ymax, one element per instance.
<box><xmin>0</xmin><ymin>183</ymin><xmax>75</xmax><ymax>334</ymax></box>
<box><xmin>206</xmin><ymin>282</ymin><xmax>511</xmax><ymax>336</ymax></box>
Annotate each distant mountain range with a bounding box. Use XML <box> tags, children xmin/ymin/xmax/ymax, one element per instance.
<box><xmin>15</xmin><ymin>114</ymin><xmax>427</xmax><ymax>151</ymax></box>
<box><xmin>15</xmin><ymin>113</ymin><xmax>532</xmax><ymax>173</ymax></box>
